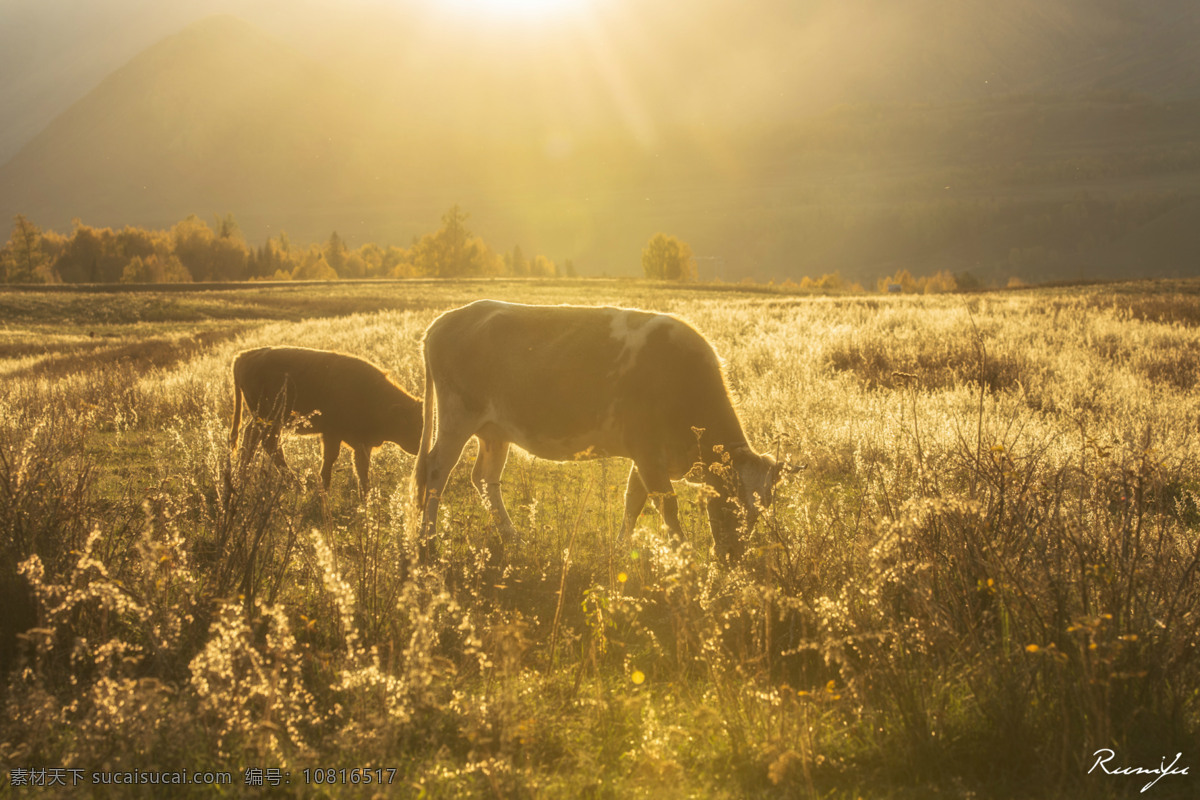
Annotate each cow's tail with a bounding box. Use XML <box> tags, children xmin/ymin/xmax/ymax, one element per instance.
<box><xmin>229</xmin><ymin>358</ymin><xmax>244</xmax><ymax>450</ymax></box>
<box><xmin>413</xmin><ymin>353</ymin><xmax>436</xmax><ymax>506</ymax></box>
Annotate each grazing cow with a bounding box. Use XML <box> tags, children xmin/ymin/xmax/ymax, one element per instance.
<box><xmin>413</xmin><ymin>300</ymin><xmax>783</xmax><ymax>561</ymax></box>
<box><xmin>230</xmin><ymin>346</ymin><xmax>422</xmax><ymax>494</ymax></box>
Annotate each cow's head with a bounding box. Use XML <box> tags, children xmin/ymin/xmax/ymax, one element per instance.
<box><xmin>704</xmin><ymin>447</ymin><xmax>784</xmax><ymax>563</ymax></box>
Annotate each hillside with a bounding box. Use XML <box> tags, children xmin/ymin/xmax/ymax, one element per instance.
<box><xmin>0</xmin><ymin>17</ymin><xmax>399</xmax><ymax>228</ymax></box>
<box><xmin>0</xmin><ymin>0</ymin><xmax>225</xmax><ymax>164</ymax></box>
<box><xmin>3</xmin><ymin>1</ymin><xmax>1200</xmax><ymax>283</ymax></box>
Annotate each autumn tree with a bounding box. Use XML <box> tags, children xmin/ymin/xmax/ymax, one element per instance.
<box><xmin>801</xmin><ymin>272</ymin><xmax>846</xmax><ymax>291</ymax></box>
<box><xmin>121</xmin><ymin>255</ymin><xmax>151</xmax><ymax>283</ymax></box>
<box><xmin>121</xmin><ymin>254</ymin><xmax>191</xmax><ymax>283</ymax></box>
<box><xmin>248</xmin><ymin>236</ymin><xmax>288</xmax><ymax>279</ymax></box>
<box><xmin>354</xmin><ymin>242</ymin><xmax>386</xmax><ymax>277</ymax></box>
<box><xmin>215</xmin><ymin>213</ymin><xmax>242</xmax><ymax>241</ymax></box>
<box><xmin>342</xmin><ymin>251</ymin><xmax>367</xmax><ymax>279</ymax></box>
<box><xmin>211</xmin><ymin>237</ymin><xmax>248</xmax><ymax>281</ymax></box>
<box><xmin>877</xmin><ymin>269</ymin><xmax>919</xmax><ymax>293</ymax></box>
<box><xmin>922</xmin><ymin>270</ymin><xmax>958</xmax><ymax>294</ymax></box>
<box><xmin>173</xmin><ymin>215</ymin><xmax>217</xmax><ymax>280</ymax></box>
<box><xmin>212</xmin><ymin>213</ymin><xmax>249</xmax><ymax>280</ymax></box>
<box><xmin>2</xmin><ymin>215</ymin><xmax>48</xmax><ymax>283</ymax></box>
<box><xmin>173</xmin><ymin>214</ymin><xmax>248</xmax><ymax>281</ymax></box>
<box><xmin>325</xmin><ymin>230</ymin><xmax>348</xmax><ymax>276</ymax></box>
<box><xmin>529</xmin><ymin>254</ymin><xmax>557</xmax><ymax>278</ymax></box>
<box><xmin>383</xmin><ymin>245</ymin><xmax>415</xmax><ymax>278</ymax></box>
<box><xmin>411</xmin><ymin>205</ymin><xmax>498</xmax><ymax>277</ymax></box>
<box><xmin>505</xmin><ymin>245</ymin><xmax>529</xmax><ymax>277</ymax></box>
<box><xmin>38</xmin><ymin>228</ymin><xmax>67</xmax><ymax>280</ymax></box>
<box><xmin>116</xmin><ymin>226</ymin><xmax>160</xmax><ymax>263</ymax></box>
<box><xmin>54</xmin><ymin>222</ymin><xmax>123</xmax><ymax>283</ymax></box>
<box><xmin>875</xmin><ymin>268</ymin><xmax>957</xmax><ymax>294</ymax></box>
<box><xmin>294</xmin><ymin>244</ymin><xmax>338</xmax><ymax>280</ymax></box>
<box><xmin>642</xmin><ymin>233</ymin><xmax>696</xmax><ymax>281</ymax></box>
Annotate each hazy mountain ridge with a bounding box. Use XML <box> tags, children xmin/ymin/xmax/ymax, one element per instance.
<box><xmin>2</xmin><ymin>16</ymin><xmax>398</xmax><ymax>227</ymax></box>
<box><xmin>3</xmin><ymin>0</ymin><xmax>1200</xmax><ymax>282</ymax></box>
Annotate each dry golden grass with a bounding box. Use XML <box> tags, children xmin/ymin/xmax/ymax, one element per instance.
<box><xmin>2</xmin><ymin>279</ymin><xmax>1199</xmax><ymax>798</ymax></box>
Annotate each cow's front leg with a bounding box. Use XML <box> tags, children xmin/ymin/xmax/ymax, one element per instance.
<box><xmin>621</xmin><ymin>464</ymin><xmax>649</xmax><ymax>540</ymax></box>
<box><xmin>635</xmin><ymin>461</ymin><xmax>684</xmax><ymax>542</ymax></box>
<box><xmin>472</xmin><ymin>436</ymin><xmax>517</xmax><ymax>541</ymax></box>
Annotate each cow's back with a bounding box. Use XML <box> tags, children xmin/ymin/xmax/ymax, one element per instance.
<box><xmin>423</xmin><ymin>301</ymin><xmax>740</xmax><ymax>465</ymax></box>
<box><xmin>426</xmin><ymin>300</ymin><xmax>630</xmax><ymax>412</ymax></box>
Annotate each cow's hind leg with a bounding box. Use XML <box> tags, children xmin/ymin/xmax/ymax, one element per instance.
<box><xmin>416</xmin><ymin>419</ymin><xmax>475</xmax><ymax>545</ymax></box>
<box><xmin>472</xmin><ymin>436</ymin><xmax>517</xmax><ymax>542</ymax></box>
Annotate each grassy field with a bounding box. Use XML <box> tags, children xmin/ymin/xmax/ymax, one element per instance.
<box><xmin>2</xmin><ymin>278</ymin><xmax>1199</xmax><ymax>798</ymax></box>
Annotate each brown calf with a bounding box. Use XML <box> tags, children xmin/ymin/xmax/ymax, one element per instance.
<box><xmin>230</xmin><ymin>346</ymin><xmax>422</xmax><ymax>494</ymax></box>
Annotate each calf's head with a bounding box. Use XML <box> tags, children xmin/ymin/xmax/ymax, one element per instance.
<box><xmin>385</xmin><ymin>398</ymin><xmax>424</xmax><ymax>454</ymax></box>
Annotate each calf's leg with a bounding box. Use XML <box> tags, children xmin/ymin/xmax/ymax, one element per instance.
<box><xmin>319</xmin><ymin>433</ymin><xmax>341</xmax><ymax>491</ymax></box>
<box><xmin>237</xmin><ymin>420</ymin><xmax>262</xmax><ymax>472</ymax></box>
<box><xmin>352</xmin><ymin>445</ymin><xmax>371</xmax><ymax>496</ymax></box>
<box><xmin>262</xmin><ymin>417</ymin><xmax>291</xmax><ymax>476</ymax></box>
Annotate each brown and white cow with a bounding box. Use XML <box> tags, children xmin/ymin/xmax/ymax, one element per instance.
<box><xmin>412</xmin><ymin>300</ymin><xmax>782</xmax><ymax>561</ymax></box>
<box><xmin>230</xmin><ymin>346</ymin><xmax>422</xmax><ymax>494</ymax></box>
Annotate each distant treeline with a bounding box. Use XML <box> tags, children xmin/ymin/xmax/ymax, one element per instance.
<box><xmin>742</xmin><ymin>269</ymin><xmax>967</xmax><ymax>295</ymax></box>
<box><xmin>1</xmin><ymin>205</ymin><xmax>1046</xmax><ymax>293</ymax></box>
<box><xmin>0</xmin><ymin>205</ymin><xmax>576</xmax><ymax>285</ymax></box>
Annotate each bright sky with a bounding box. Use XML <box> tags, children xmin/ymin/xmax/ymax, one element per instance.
<box><xmin>426</xmin><ymin>0</ymin><xmax>595</xmax><ymax>23</ymax></box>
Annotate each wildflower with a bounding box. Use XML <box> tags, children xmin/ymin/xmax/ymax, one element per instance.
<box><xmin>631</xmin><ymin>670</ymin><xmax>645</xmax><ymax>685</ymax></box>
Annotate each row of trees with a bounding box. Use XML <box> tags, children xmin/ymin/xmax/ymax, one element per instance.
<box><xmin>2</xmin><ymin>209</ymin><xmax>983</xmax><ymax>291</ymax></box>
<box><xmin>3</xmin><ymin>213</ymin><xmax>254</xmax><ymax>284</ymax></box>
<box><xmin>875</xmin><ymin>268</ymin><xmax>974</xmax><ymax>294</ymax></box>
<box><xmin>0</xmin><ymin>207</ymin><xmax>580</xmax><ymax>284</ymax></box>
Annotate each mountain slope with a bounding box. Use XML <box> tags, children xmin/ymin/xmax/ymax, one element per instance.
<box><xmin>0</xmin><ymin>16</ymin><xmax>399</xmax><ymax>229</ymax></box>
<box><xmin>3</xmin><ymin>3</ymin><xmax>1200</xmax><ymax>282</ymax></box>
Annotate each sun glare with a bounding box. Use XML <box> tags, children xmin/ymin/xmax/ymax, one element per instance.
<box><xmin>439</xmin><ymin>0</ymin><xmax>592</xmax><ymax>21</ymax></box>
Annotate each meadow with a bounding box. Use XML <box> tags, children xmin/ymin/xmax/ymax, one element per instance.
<box><xmin>2</xmin><ymin>278</ymin><xmax>1199</xmax><ymax>798</ymax></box>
